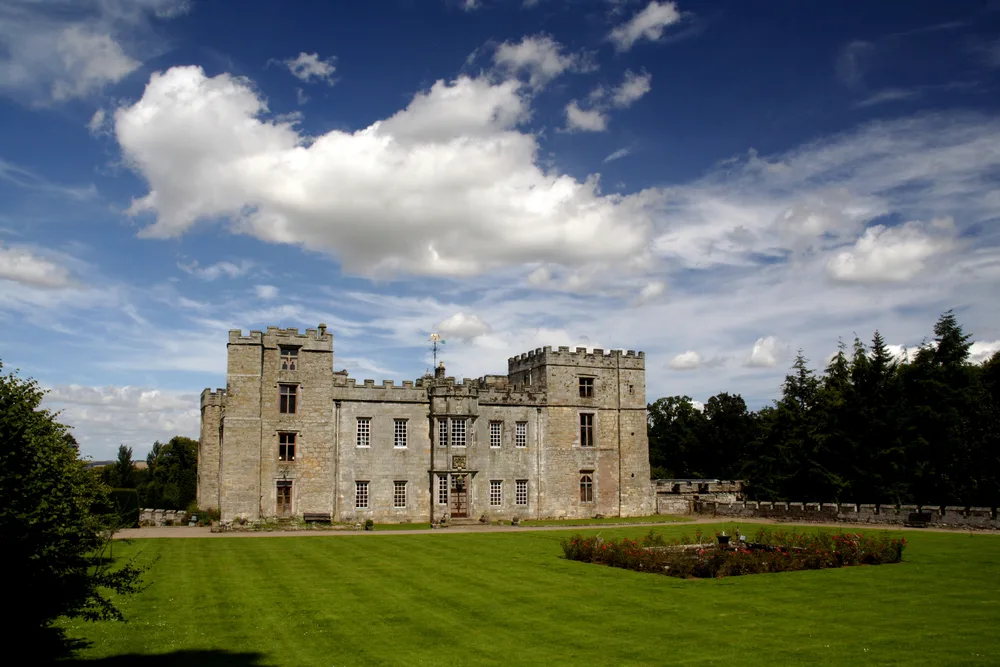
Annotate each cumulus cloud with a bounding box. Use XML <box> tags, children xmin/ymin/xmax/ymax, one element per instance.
<box><xmin>493</xmin><ymin>34</ymin><xmax>583</xmax><ymax>89</ymax></box>
<box><xmin>564</xmin><ymin>100</ymin><xmax>608</xmax><ymax>132</ymax></box>
<box><xmin>826</xmin><ymin>218</ymin><xmax>955</xmax><ymax>284</ymax></box>
<box><xmin>254</xmin><ymin>284</ymin><xmax>279</xmax><ymax>300</ymax></box>
<box><xmin>0</xmin><ymin>0</ymin><xmax>189</xmax><ymax>105</ymax></box>
<box><xmin>114</xmin><ymin>66</ymin><xmax>655</xmax><ymax>278</ymax></box>
<box><xmin>610</xmin><ymin>70</ymin><xmax>652</xmax><ymax>107</ymax></box>
<box><xmin>435</xmin><ymin>312</ymin><xmax>493</xmax><ymax>341</ymax></box>
<box><xmin>281</xmin><ymin>52</ymin><xmax>337</xmax><ymax>85</ymax></box>
<box><xmin>969</xmin><ymin>340</ymin><xmax>1000</xmax><ymax>364</ymax></box>
<box><xmin>668</xmin><ymin>350</ymin><xmax>701</xmax><ymax>370</ymax></box>
<box><xmin>636</xmin><ymin>280</ymin><xmax>666</xmax><ymax>304</ymax></box>
<box><xmin>745</xmin><ymin>336</ymin><xmax>789</xmax><ymax>368</ymax></box>
<box><xmin>609</xmin><ymin>1</ymin><xmax>682</xmax><ymax>51</ymax></box>
<box><xmin>178</xmin><ymin>259</ymin><xmax>254</xmax><ymax>281</ymax></box>
<box><xmin>42</xmin><ymin>384</ymin><xmax>200</xmax><ymax>458</ymax></box>
<box><xmin>0</xmin><ymin>244</ymin><xmax>73</xmax><ymax>288</ymax></box>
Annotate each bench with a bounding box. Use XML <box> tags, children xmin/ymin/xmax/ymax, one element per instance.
<box><xmin>904</xmin><ymin>512</ymin><xmax>933</xmax><ymax>527</ymax></box>
<box><xmin>303</xmin><ymin>512</ymin><xmax>332</xmax><ymax>523</ymax></box>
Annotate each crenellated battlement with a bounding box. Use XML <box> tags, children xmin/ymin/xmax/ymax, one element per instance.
<box><xmin>331</xmin><ymin>375</ymin><xmax>429</xmax><ymax>403</ymax></box>
<box><xmin>229</xmin><ymin>324</ymin><xmax>333</xmax><ymax>351</ymax></box>
<box><xmin>200</xmin><ymin>387</ymin><xmax>226</xmax><ymax>407</ymax></box>
<box><xmin>507</xmin><ymin>345</ymin><xmax>645</xmax><ymax>373</ymax></box>
<box><xmin>229</xmin><ymin>329</ymin><xmax>263</xmax><ymax>345</ymax></box>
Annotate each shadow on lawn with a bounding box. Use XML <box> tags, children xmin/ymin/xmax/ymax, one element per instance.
<box><xmin>58</xmin><ymin>650</ymin><xmax>274</xmax><ymax>666</ymax></box>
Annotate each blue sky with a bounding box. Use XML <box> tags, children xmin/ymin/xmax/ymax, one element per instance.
<box><xmin>2</xmin><ymin>0</ymin><xmax>999</xmax><ymax>460</ymax></box>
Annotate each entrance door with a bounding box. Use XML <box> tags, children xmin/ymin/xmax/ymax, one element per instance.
<box><xmin>449</xmin><ymin>474</ymin><xmax>468</xmax><ymax>518</ymax></box>
<box><xmin>276</xmin><ymin>480</ymin><xmax>293</xmax><ymax>517</ymax></box>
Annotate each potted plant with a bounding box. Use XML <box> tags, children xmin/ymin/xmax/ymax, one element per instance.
<box><xmin>364</xmin><ymin>518</ymin><xmax>374</xmax><ymax>531</ymax></box>
<box><xmin>716</xmin><ymin>530</ymin><xmax>731</xmax><ymax>546</ymax></box>
<box><xmin>511</xmin><ymin>516</ymin><xmax>520</xmax><ymax>526</ymax></box>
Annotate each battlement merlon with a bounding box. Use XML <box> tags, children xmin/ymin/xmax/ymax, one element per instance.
<box><xmin>228</xmin><ymin>324</ymin><xmax>333</xmax><ymax>352</ymax></box>
<box><xmin>200</xmin><ymin>388</ymin><xmax>226</xmax><ymax>408</ymax></box>
<box><xmin>507</xmin><ymin>346</ymin><xmax>645</xmax><ymax>373</ymax></box>
<box><xmin>330</xmin><ymin>375</ymin><xmax>430</xmax><ymax>403</ymax></box>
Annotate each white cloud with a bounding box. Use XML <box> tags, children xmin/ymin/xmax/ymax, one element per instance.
<box><xmin>87</xmin><ymin>107</ymin><xmax>108</xmax><ymax>135</ymax></box>
<box><xmin>564</xmin><ymin>100</ymin><xmax>608</xmax><ymax>132</ymax></box>
<box><xmin>281</xmin><ymin>52</ymin><xmax>337</xmax><ymax>85</ymax></box>
<box><xmin>636</xmin><ymin>280</ymin><xmax>666</xmax><ymax>303</ymax></box>
<box><xmin>826</xmin><ymin>219</ymin><xmax>955</xmax><ymax>284</ymax></box>
<box><xmin>254</xmin><ymin>284</ymin><xmax>279</xmax><ymax>300</ymax></box>
<box><xmin>969</xmin><ymin>340</ymin><xmax>1000</xmax><ymax>364</ymax></box>
<box><xmin>668</xmin><ymin>350</ymin><xmax>701</xmax><ymax>370</ymax></box>
<box><xmin>42</xmin><ymin>384</ymin><xmax>200</xmax><ymax>458</ymax></box>
<box><xmin>296</xmin><ymin>87</ymin><xmax>309</xmax><ymax>104</ymax></box>
<box><xmin>435</xmin><ymin>312</ymin><xmax>493</xmax><ymax>341</ymax></box>
<box><xmin>609</xmin><ymin>1</ymin><xmax>682</xmax><ymax>51</ymax></box>
<box><xmin>178</xmin><ymin>259</ymin><xmax>254</xmax><ymax>281</ymax></box>
<box><xmin>0</xmin><ymin>0</ymin><xmax>189</xmax><ymax>105</ymax></box>
<box><xmin>493</xmin><ymin>34</ymin><xmax>582</xmax><ymax>89</ymax></box>
<box><xmin>745</xmin><ymin>336</ymin><xmax>789</xmax><ymax>368</ymax></box>
<box><xmin>0</xmin><ymin>244</ymin><xmax>73</xmax><ymax>288</ymax></box>
<box><xmin>527</xmin><ymin>266</ymin><xmax>551</xmax><ymax>285</ymax></box>
<box><xmin>604</xmin><ymin>147</ymin><xmax>631</xmax><ymax>163</ymax></box>
<box><xmin>611</xmin><ymin>70</ymin><xmax>652</xmax><ymax>107</ymax></box>
<box><xmin>115</xmin><ymin>66</ymin><xmax>655</xmax><ymax>278</ymax></box>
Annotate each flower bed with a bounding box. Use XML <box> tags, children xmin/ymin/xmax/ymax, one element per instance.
<box><xmin>561</xmin><ymin>528</ymin><xmax>906</xmax><ymax>579</ymax></box>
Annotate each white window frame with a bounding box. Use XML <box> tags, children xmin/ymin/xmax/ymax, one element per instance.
<box><xmin>516</xmin><ymin>479</ymin><xmax>528</xmax><ymax>506</ymax></box>
<box><xmin>515</xmin><ymin>421</ymin><xmax>527</xmax><ymax>448</ymax></box>
<box><xmin>355</xmin><ymin>481</ymin><xmax>369</xmax><ymax>509</ymax></box>
<box><xmin>490</xmin><ymin>421</ymin><xmax>502</xmax><ymax>448</ymax></box>
<box><xmin>393</xmin><ymin>418</ymin><xmax>408</xmax><ymax>448</ymax></box>
<box><xmin>489</xmin><ymin>480</ymin><xmax>503</xmax><ymax>507</ymax></box>
<box><xmin>437</xmin><ymin>475</ymin><xmax>448</xmax><ymax>505</ymax></box>
<box><xmin>393</xmin><ymin>480</ymin><xmax>407</xmax><ymax>509</ymax></box>
<box><xmin>438</xmin><ymin>418</ymin><xmax>448</xmax><ymax>447</ymax></box>
<box><xmin>452</xmin><ymin>419</ymin><xmax>467</xmax><ymax>447</ymax></box>
<box><xmin>356</xmin><ymin>417</ymin><xmax>371</xmax><ymax>448</ymax></box>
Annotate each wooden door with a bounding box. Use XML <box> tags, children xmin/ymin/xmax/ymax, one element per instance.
<box><xmin>449</xmin><ymin>474</ymin><xmax>468</xmax><ymax>518</ymax></box>
<box><xmin>276</xmin><ymin>481</ymin><xmax>293</xmax><ymax>517</ymax></box>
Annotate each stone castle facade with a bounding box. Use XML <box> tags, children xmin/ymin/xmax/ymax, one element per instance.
<box><xmin>199</xmin><ymin>325</ymin><xmax>653</xmax><ymax>523</ymax></box>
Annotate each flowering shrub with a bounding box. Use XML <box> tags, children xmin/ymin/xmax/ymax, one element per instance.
<box><xmin>560</xmin><ymin>529</ymin><xmax>906</xmax><ymax>579</ymax></box>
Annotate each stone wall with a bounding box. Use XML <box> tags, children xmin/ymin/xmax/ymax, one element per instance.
<box><xmin>139</xmin><ymin>509</ymin><xmax>190</xmax><ymax>526</ymax></box>
<box><xmin>695</xmin><ymin>500</ymin><xmax>1000</xmax><ymax>530</ymax></box>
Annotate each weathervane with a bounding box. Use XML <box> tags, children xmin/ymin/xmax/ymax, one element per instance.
<box><xmin>429</xmin><ymin>332</ymin><xmax>446</xmax><ymax>367</ymax></box>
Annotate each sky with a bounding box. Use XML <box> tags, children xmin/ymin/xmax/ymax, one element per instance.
<box><xmin>2</xmin><ymin>0</ymin><xmax>1000</xmax><ymax>461</ymax></box>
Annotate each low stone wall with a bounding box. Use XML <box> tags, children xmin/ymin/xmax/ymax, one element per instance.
<box><xmin>139</xmin><ymin>508</ymin><xmax>190</xmax><ymax>526</ymax></box>
<box><xmin>695</xmin><ymin>501</ymin><xmax>1000</xmax><ymax>530</ymax></box>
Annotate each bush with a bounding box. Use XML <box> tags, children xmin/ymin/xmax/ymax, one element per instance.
<box><xmin>561</xmin><ymin>528</ymin><xmax>906</xmax><ymax>579</ymax></box>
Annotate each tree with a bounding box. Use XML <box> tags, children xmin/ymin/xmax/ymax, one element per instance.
<box><xmin>647</xmin><ymin>396</ymin><xmax>707</xmax><ymax>478</ymax></box>
<box><xmin>0</xmin><ymin>362</ymin><xmax>149</xmax><ymax>653</ymax></box>
<box><xmin>109</xmin><ymin>444</ymin><xmax>136</xmax><ymax>488</ymax></box>
<box><xmin>139</xmin><ymin>436</ymin><xmax>198</xmax><ymax>509</ymax></box>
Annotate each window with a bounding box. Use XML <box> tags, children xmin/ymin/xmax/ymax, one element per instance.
<box><xmin>490</xmin><ymin>421</ymin><xmax>502</xmax><ymax>448</ymax></box>
<box><xmin>279</xmin><ymin>384</ymin><xmax>297</xmax><ymax>414</ymax></box>
<box><xmin>394</xmin><ymin>419</ymin><xmax>408</xmax><ymax>448</ymax></box>
<box><xmin>278</xmin><ymin>432</ymin><xmax>296</xmax><ymax>461</ymax></box>
<box><xmin>438</xmin><ymin>418</ymin><xmax>448</xmax><ymax>447</ymax></box>
<box><xmin>452</xmin><ymin>419</ymin><xmax>467</xmax><ymax>447</ymax></box>
<box><xmin>355</xmin><ymin>481</ymin><xmax>369</xmax><ymax>509</ymax></box>
<box><xmin>356</xmin><ymin>417</ymin><xmax>371</xmax><ymax>447</ymax></box>
<box><xmin>279</xmin><ymin>346</ymin><xmax>298</xmax><ymax>371</ymax></box>
<box><xmin>580</xmin><ymin>473</ymin><xmax>594</xmax><ymax>503</ymax></box>
<box><xmin>580</xmin><ymin>413</ymin><xmax>594</xmax><ymax>447</ymax></box>
<box><xmin>489</xmin><ymin>480</ymin><xmax>503</xmax><ymax>507</ymax></box>
<box><xmin>516</xmin><ymin>479</ymin><xmax>528</xmax><ymax>506</ymax></box>
<box><xmin>629</xmin><ymin>384</ymin><xmax>634</xmax><ymax>394</ymax></box>
<box><xmin>515</xmin><ymin>421</ymin><xmax>527</xmax><ymax>448</ymax></box>
<box><xmin>438</xmin><ymin>475</ymin><xmax>448</xmax><ymax>505</ymax></box>
<box><xmin>579</xmin><ymin>376</ymin><xmax>594</xmax><ymax>398</ymax></box>
<box><xmin>393</xmin><ymin>481</ymin><xmax>407</xmax><ymax>508</ymax></box>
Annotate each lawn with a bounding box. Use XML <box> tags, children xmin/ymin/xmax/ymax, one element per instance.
<box><xmin>60</xmin><ymin>523</ymin><xmax>1000</xmax><ymax>666</ymax></box>
<box><xmin>520</xmin><ymin>513</ymin><xmax>691</xmax><ymax>527</ymax></box>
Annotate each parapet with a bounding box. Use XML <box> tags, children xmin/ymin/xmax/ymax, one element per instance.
<box><xmin>200</xmin><ymin>388</ymin><xmax>226</xmax><ymax>407</ymax></box>
<box><xmin>229</xmin><ymin>324</ymin><xmax>333</xmax><ymax>351</ymax></box>
<box><xmin>507</xmin><ymin>345</ymin><xmax>645</xmax><ymax>373</ymax></box>
<box><xmin>331</xmin><ymin>374</ymin><xmax>429</xmax><ymax>403</ymax></box>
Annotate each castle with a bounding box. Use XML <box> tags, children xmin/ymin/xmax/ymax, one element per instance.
<box><xmin>198</xmin><ymin>325</ymin><xmax>653</xmax><ymax>523</ymax></box>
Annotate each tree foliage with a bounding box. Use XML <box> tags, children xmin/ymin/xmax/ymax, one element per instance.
<box><xmin>138</xmin><ymin>436</ymin><xmax>198</xmax><ymax>509</ymax></box>
<box><xmin>0</xmin><ymin>362</ymin><xmax>150</xmax><ymax>649</ymax></box>
<box><xmin>648</xmin><ymin>311</ymin><xmax>1000</xmax><ymax>506</ymax></box>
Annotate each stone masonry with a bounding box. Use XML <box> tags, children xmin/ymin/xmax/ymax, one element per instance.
<box><xmin>199</xmin><ymin>325</ymin><xmax>654</xmax><ymax>523</ymax></box>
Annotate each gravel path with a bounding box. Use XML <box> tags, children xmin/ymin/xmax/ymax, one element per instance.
<box><xmin>114</xmin><ymin>516</ymin><xmax>999</xmax><ymax>539</ymax></box>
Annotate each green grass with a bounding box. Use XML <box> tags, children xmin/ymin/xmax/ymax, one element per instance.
<box><xmin>371</xmin><ymin>522</ymin><xmax>432</xmax><ymax>531</ymax></box>
<box><xmin>60</xmin><ymin>523</ymin><xmax>1000</xmax><ymax>666</ymax></box>
<box><xmin>520</xmin><ymin>513</ymin><xmax>691</xmax><ymax>526</ymax></box>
